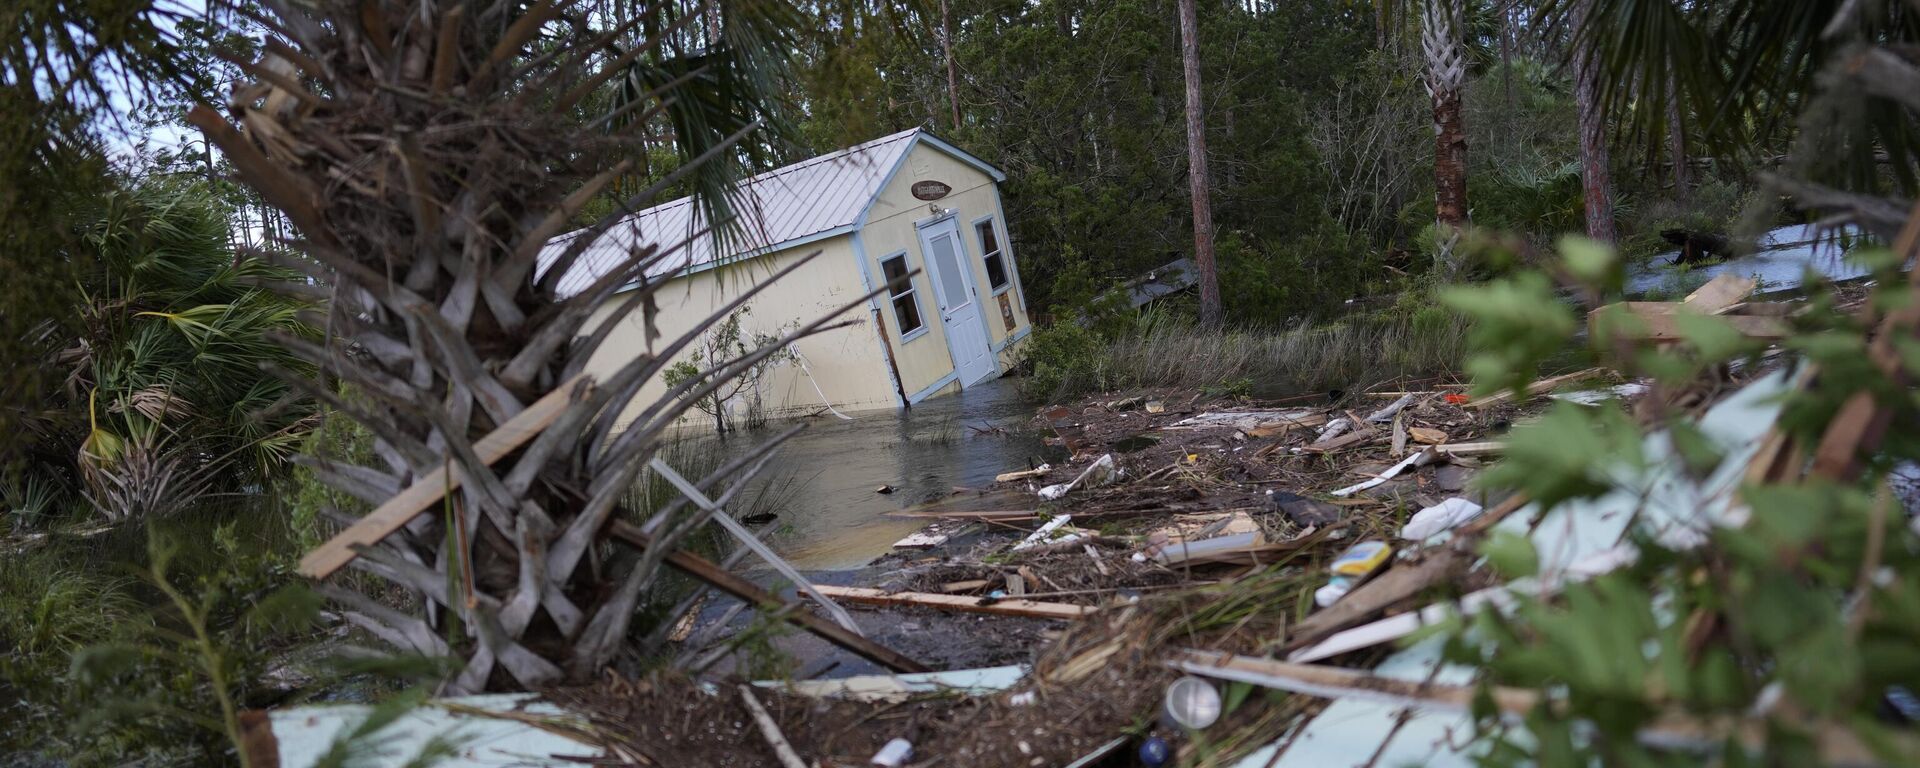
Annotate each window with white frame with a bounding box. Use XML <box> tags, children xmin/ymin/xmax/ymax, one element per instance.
<box><xmin>975</xmin><ymin>219</ymin><xmax>1009</xmax><ymax>291</ymax></box>
<box><xmin>880</xmin><ymin>254</ymin><xmax>924</xmax><ymax>337</ymax></box>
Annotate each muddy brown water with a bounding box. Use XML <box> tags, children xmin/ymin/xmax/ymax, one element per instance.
<box><xmin>668</xmin><ymin>376</ymin><xmax>1059</xmax><ymax>571</ymax></box>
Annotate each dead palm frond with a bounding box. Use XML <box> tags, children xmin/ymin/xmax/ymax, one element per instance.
<box><xmin>189</xmin><ymin>0</ymin><xmax>886</xmax><ymax>692</ymax></box>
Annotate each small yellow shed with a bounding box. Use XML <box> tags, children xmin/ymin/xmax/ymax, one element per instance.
<box><xmin>541</xmin><ymin>128</ymin><xmax>1031</xmax><ymax>427</ymax></box>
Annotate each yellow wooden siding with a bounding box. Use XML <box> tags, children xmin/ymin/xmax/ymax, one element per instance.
<box><xmin>861</xmin><ymin>143</ymin><xmax>1032</xmax><ymax>397</ymax></box>
<box><xmin>578</xmin><ymin>234</ymin><xmax>899</xmax><ymax>429</ymax></box>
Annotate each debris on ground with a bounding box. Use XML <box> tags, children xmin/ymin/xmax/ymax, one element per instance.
<box><xmin>253</xmin><ymin>270</ymin><xmax>1904</xmax><ymax>767</ymax></box>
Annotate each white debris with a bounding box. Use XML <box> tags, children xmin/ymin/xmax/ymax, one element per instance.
<box><xmin>1038</xmin><ymin>454</ymin><xmax>1117</xmax><ymax>500</ymax></box>
<box><xmin>1399</xmin><ymin>498</ymin><xmax>1484</xmax><ymax>541</ymax></box>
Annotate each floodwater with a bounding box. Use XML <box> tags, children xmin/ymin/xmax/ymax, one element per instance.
<box><xmin>1625</xmin><ymin>223</ymin><xmax>1866</xmax><ymax>296</ymax></box>
<box><xmin>666</xmin><ymin>376</ymin><xmax>1056</xmax><ymax>571</ymax></box>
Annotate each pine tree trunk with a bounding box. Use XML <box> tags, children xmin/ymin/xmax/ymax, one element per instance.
<box><xmin>1572</xmin><ymin>0</ymin><xmax>1617</xmax><ymax>243</ymax></box>
<box><xmin>1177</xmin><ymin>0</ymin><xmax>1222</xmax><ymax>328</ymax></box>
<box><xmin>1667</xmin><ymin>73</ymin><xmax>1690</xmax><ymax>206</ymax></box>
<box><xmin>941</xmin><ymin>0</ymin><xmax>961</xmax><ymax>131</ymax></box>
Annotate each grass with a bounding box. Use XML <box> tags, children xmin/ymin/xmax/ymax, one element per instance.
<box><xmin>1025</xmin><ymin>310</ymin><xmax>1472</xmax><ymax>402</ymax></box>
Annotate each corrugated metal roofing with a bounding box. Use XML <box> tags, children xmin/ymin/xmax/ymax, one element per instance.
<box><xmin>537</xmin><ymin>127</ymin><xmax>922</xmax><ymax>298</ymax></box>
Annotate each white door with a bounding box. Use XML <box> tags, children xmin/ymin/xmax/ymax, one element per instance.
<box><xmin>918</xmin><ymin>217</ymin><xmax>996</xmax><ymax>386</ymax></box>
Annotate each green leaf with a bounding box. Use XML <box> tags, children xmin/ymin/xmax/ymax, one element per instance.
<box><xmin>1480</xmin><ymin>531</ymin><xmax>1539</xmax><ymax>579</ymax></box>
<box><xmin>1558</xmin><ymin>234</ymin><xmax>1620</xmax><ymax>293</ymax></box>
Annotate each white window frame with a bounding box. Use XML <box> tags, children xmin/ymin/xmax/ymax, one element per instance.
<box><xmin>878</xmin><ymin>251</ymin><xmax>929</xmax><ymax>343</ymax></box>
<box><xmin>972</xmin><ymin>214</ymin><xmax>1013</xmax><ymax>296</ymax></box>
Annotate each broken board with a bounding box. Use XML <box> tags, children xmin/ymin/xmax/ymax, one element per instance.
<box><xmin>808</xmin><ymin>586</ymin><xmax>1095</xmax><ymax>621</ymax></box>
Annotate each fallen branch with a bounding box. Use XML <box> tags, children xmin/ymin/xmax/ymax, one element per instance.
<box><xmin>736</xmin><ymin>686</ymin><xmax>807</xmax><ymax>768</ymax></box>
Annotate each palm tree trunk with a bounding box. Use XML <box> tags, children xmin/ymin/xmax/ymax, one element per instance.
<box><xmin>1423</xmin><ymin>0</ymin><xmax>1468</xmax><ymax>270</ymax></box>
<box><xmin>1572</xmin><ymin>0</ymin><xmax>1618</xmax><ymax>243</ymax></box>
<box><xmin>1177</xmin><ymin>0</ymin><xmax>1223</xmax><ymax>328</ymax></box>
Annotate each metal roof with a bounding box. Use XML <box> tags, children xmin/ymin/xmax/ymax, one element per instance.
<box><xmin>537</xmin><ymin>128</ymin><xmax>1004</xmax><ymax>298</ymax></box>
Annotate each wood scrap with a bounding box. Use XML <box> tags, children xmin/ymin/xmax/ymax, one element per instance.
<box><xmin>604</xmin><ymin>520</ymin><xmax>929</xmax><ymax>673</ymax></box>
<box><xmin>940</xmin><ymin>579</ymin><xmax>992</xmax><ymax>593</ymax></box>
<box><xmin>1408</xmin><ymin>426</ymin><xmax>1448</xmax><ymax>445</ymax></box>
<box><xmin>1164</xmin><ymin>409</ymin><xmax>1329</xmax><ymax>431</ymax></box>
<box><xmin>808</xmin><ymin>586</ymin><xmax>1095</xmax><ymax>620</ymax></box>
<box><xmin>1298</xmin><ymin>426</ymin><xmax>1381</xmax><ymax>454</ymax></box>
<box><xmin>1681</xmin><ymin>273</ymin><xmax>1758</xmax><ymax>314</ymax></box>
<box><xmin>994</xmin><ymin>465</ymin><xmax>1051</xmax><ymax>482</ymax></box>
<box><xmin>1283</xmin><ymin>548</ymin><xmax>1465</xmax><ymax>649</ymax></box>
<box><xmin>298</xmin><ymin>373</ymin><xmax>590</xmax><ymax>580</ymax></box>
<box><xmin>882</xmin><ymin>509</ymin><xmax>1037</xmax><ymax>522</ymax></box>
<box><xmin>1365</xmin><ymin>393</ymin><xmax>1416</xmax><ymax>423</ymax></box>
<box><xmin>1085</xmin><ymin>544</ymin><xmax>1111</xmax><ymax>576</ymax></box>
<box><xmin>1604</xmin><ymin>311</ymin><xmax>1791</xmax><ymax>342</ymax></box>
<box><xmin>1467</xmin><ymin>367</ymin><xmax>1607</xmax><ymax>409</ymax></box>
<box><xmin>736</xmin><ymin>685</ymin><xmax>808</xmax><ymax>768</ymax></box>
<box><xmin>1390</xmin><ymin>412</ymin><xmax>1409</xmax><ymax>458</ymax></box>
<box><xmin>1433</xmin><ymin>441</ymin><xmax>1504</xmax><ymax>457</ymax></box>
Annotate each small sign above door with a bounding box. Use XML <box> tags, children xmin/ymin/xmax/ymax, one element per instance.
<box><xmin>911</xmin><ymin>180</ymin><xmax>952</xmax><ymax>201</ymax></box>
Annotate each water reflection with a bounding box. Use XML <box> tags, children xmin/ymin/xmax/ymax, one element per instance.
<box><xmin>1626</xmin><ymin>223</ymin><xmax>1865</xmax><ymax>296</ymax></box>
<box><xmin>662</xmin><ymin>377</ymin><xmax>1055</xmax><ymax>571</ymax></box>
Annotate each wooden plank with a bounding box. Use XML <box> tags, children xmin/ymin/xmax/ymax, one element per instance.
<box><xmin>605</xmin><ymin>520</ymin><xmax>930</xmax><ymax>673</ymax></box>
<box><xmin>995</xmin><ymin>466</ymin><xmax>1051</xmax><ymax>482</ymax></box>
<box><xmin>1172</xmin><ymin>649</ymin><xmax>1539</xmax><ymax>714</ymax></box>
<box><xmin>298</xmin><ymin>373</ymin><xmax>592</xmax><ymax>580</ymax></box>
<box><xmin>1433</xmin><ymin>441</ymin><xmax>1505</xmax><ymax>457</ymax></box>
<box><xmin>1299</xmin><ymin>426</ymin><xmax>1381</xmax><ymax>454</ymax></box>
<box><xmin>1682</xmin><ymin>273</ymin><xmax>1758</xmax><ymax>314</ymax></box>
<box><xmin>1468</xmin><ymin>367</ymin><xmax>1608</xmax><ymax>409</ymax></box>
<box><xmin>1624</xmin><ymin>312</ymin><xmax>1790</xmax><ymax>342</ymax></box>
<box><xmin>881</xmin><ymin>509</ymin><xmax>1038</xmax><ymax>522</ymax></box>
<box><xmin>809</xmin><ymin>585</ymin><xmax>1095</xmax><ymax>621</ymax></box>
<box><xmin>940</xmin><ymin>579</ymin><xmax>992</xmax><ymax>593</ymax></box>
<box><xmin>1284</xmin><ymin>548</ymin><xmax>1464</xmax><ymax>649</ymax></box>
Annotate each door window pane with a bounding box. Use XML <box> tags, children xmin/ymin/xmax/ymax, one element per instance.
<box><xmin>927</xmin><ymin>232</ymin><xmax>967</xmax><ymax>308</ymax></box>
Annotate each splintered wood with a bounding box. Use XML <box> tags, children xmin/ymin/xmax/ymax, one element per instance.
<box><xmin>1587</xmin><ymin>273</ymin><xmax>1789</xmax><ymax>345</ymax></box>
<box><xmin>808</xmin><ymin>586</ymin><xmax>1095</xmax><ymax>621</ymax></box>
<box><xmin>297</xmin><ymin>373</ymin><xmax>591</xmax><ymax>580</ymax></box>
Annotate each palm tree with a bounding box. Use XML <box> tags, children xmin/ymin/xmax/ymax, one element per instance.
<box><xmin>1421</xmin><ymin>0</ymin><xmax>1470</xmax><ymax>269</ymax></box>
<box><xmin>12</xmin><ymin>178</ymin><xmax>320</xmax><ymax>522</ymax></box>
<box><xmin>187</xmin><ymin>0</ymin><xmax>859</xmax><ymax>691</ymax></box>
<box><xmin>1177</xmin><ymin>0</ymin><xmax>1224</xmax><ymax>327</ymax></box>
<box><xmin>1550</xmin><ymin>0</ymin><xmax>1920</xmax><ymax>238</ymax></box>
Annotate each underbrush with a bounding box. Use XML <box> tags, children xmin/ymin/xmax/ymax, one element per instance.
<box><xmin>1020</xmin><ymin>304</ymin><xmax>1471</xmax><ymax>402</ymax></box>
<box><xmin>0</xmin><ymin>501</ymin><xmax>331</xmax><ymax>766</ymax></box>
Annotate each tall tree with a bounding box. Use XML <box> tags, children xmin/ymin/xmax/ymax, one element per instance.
<box><xmin>1177</xmin><ymin>0</ymin><xmax>1223</xmax><ymax>328</ymax></box>
<box><xmin>941</xmin><ymin>0</ymin><xmax>961</xmax><ymax>131</ymax></box>
<box><xmin>1421</xmin><ymin>0</ymin><xmax>1469</xmax><ymax>269</ymax></box>
<box><xmin>1570</xmin><ymin>0</ymin><xmax>1617</xmax><ymax>243</ymax></box>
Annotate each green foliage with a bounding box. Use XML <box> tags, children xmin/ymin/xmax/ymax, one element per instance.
<box><xmin>659</xmin><ymin>307</ymin><xmax>794</xmax><ymax>434</ymax></box>
<box><xmin>1441</xmin><ymin>224</ymin><xmax>1920</xmax><ymax>764</ymax></box>
<box><xmin>796</xmin><ymin>0</ymin><xmax>1377</xmax><ymax>319</ymax></box>
<box><xmin>0</xmin><ymin>503</ymin><xmax>327</xmax><ymax>766</ymax></box>
<box><xmin>1440</xmin><ymin>271</ymin><xmax>1578</xmax><ymax>399</ymax></box>
<box><xmin>1019</xmin><ymin>320</ymin><xmax>1106</xmax><ymax>401</ymax></box>
<box><xmin>7</xmin><ymin>177</ymin><xmax>319</xmax><ymax>523</ymax></box>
